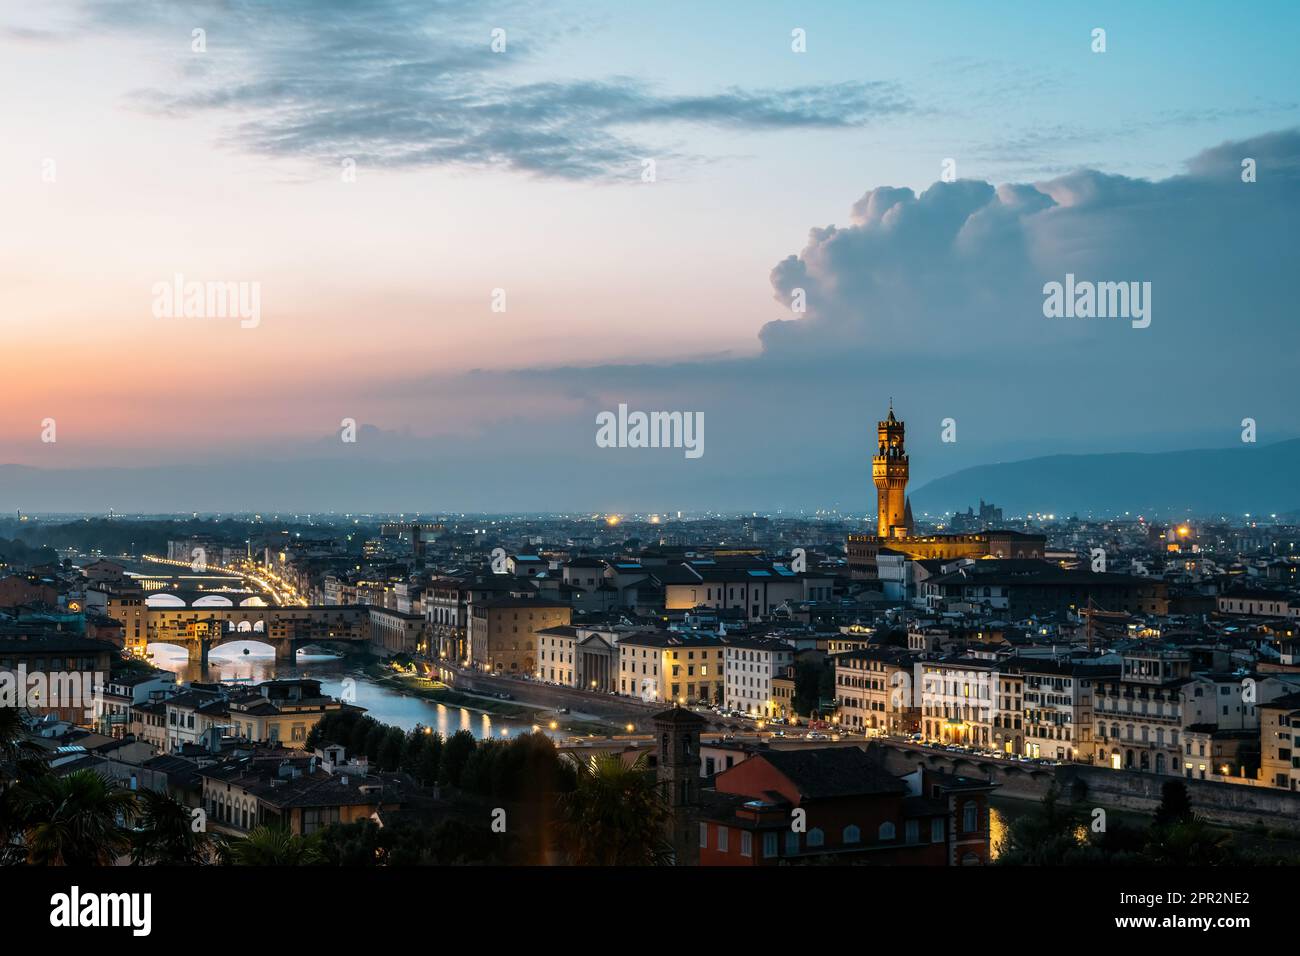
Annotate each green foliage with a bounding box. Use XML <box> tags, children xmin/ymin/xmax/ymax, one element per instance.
<box><xmin>227</xmin><ymin>825</ymin><xmax>324</xmax><ymax>865</ymax></box>
<box><xmin>130</xmin><ymin>788</ymin><xmax>214</xmax><ymax>865</ymax></box>
<box><xmin>556</xmin><ymin>752</ymin><xmax>672</xmax><ymax>865</ymax></box>
<box><xmin>377</xmin><ymin>727</ymin><xmax>405</xmax><ymax>772</ymax></box>
<box><xmin>439</xmin><ymin>729</ymin><xmax>477</xmax><ymax>788</ymax></box>
<box><xmin>791</xmin><ymin>658</ymin><xmax>834</xmax><ymax>717</ymax></box>
<box><xmin>5</xmin><ymin>769</ymin><xmax>139</xmax><ymax>865</ymax></box>
<box><xmin>1152</xmin><ymin>780</ymin><xmax>1194</xmax><ymax>829</ymax></box>
<box><xmin>995</xmin><ymin>780</ymin><xmax>1300</xmax><ymax>866</ymax></box>
<box><xmin>415</xmin><ymin>733</ymin><xmax>443</xmax><ymax>787</ymax></box>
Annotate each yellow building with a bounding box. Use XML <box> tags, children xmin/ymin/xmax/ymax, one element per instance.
<box><xmin>617</xmin><ymin>632</ymin><xmax>726</xmax><ymax>706</ymax></box>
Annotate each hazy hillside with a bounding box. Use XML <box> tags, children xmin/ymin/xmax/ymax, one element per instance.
<box><xmin>910</xmin><ymin>439</ymin><xmax>1300</xmax><ymax>516</ymax></box>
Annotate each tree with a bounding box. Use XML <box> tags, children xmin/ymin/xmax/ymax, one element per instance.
<box><xmin>439</xmin><ymin>730</ymin><xmax>477</xmax><ymax>788</ymax></box>
<box><xmin>557</xmin><ymin>752</ymin><xmax>673</xmax><ymax>865</ymax></box>
<box><xmin>993</xmin><ymin>783</ymin><xmax>1086</xmax><ymax>865</ymax></box>
<box><xmin>317</xmin><ymin>819</ymin><xmax>386</xmax><ymax>866</ymax></box>
<box><xmin>227</xmin><ymin>825</ymin><xmax>324</xmax><ymax>865</ymax></box>
<box><xmin>1152</xmin><ymin>780</ymin><xmax>1194</xmax><ymax>829</ymax></box>
<box><xmin>363</xmin><ymin>723</ymin><xmax>386</xmax><ymax>764</ymax></box>
<box><xmin>0</xmin><ymin>707</ymin><xmax>46</xmax><ymax>782</ymax></box>
<box><xmin>400</xmin><ymin>729</ymin><xmax>429</xmax><ymax>775</ymax></box>
<box><xmin>347</xmin><ymin>716</ymin><xmax>374</xmax><ymax>757</ymax></box>
<box><xmin>317</xmin><ymin>818</ymin><xmax>450</xmax><ymax>865</ymax></box>
<box><xmin>130</xmin><ymin>788</ymin><xmax>214</xmax><ymax>865</ymax></box>
<box><xmin>1143</xmin><ymin>819</ymin><xmax>1235</xmax><ymax>866</ymax></box>
<box><xmin>416</xmin><ymin>734</ymin><xmax>444</xmax><ymax>787</ymax></box>
<box><xmin>377</xmin><ymin>727</ymin><xmax>406</xmax><ymax>772</ymax></box>
<box><xmin>426</xmin><ymin>818</ymin><xmax>506</xmax><ymax>864</ymax></box>
<box><xmin>792</xmin><ymin>659</ymin><xmax>833</xmax><ymax>717</ymax></box>
<box><xmin>8</xmin><ymin>769</ymin><xmax>139</xmax><ymax>865</ymax></box>
<box><xmin>0</xmin><ymin>708</ymin><xmax>48</xmax><ymax>864</ymax></box>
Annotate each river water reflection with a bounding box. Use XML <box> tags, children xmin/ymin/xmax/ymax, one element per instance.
<box><xmin>148</xmin><ymin>642</ymin><xmax>549</xmax><ymax>741</ymax></box>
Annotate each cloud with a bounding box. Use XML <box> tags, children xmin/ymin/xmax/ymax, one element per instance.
<box><xmin>5</xmin><ymin>108</ymin><xmax>1296</xmax><ymax>508</ymax></box>
<box><xmin>761</xmin><ymin>127</ymin><xmax>1300</xmax><ymax>363</ymax></box>
<box><xmin>76</xmin><ymin>0</ymin><xmax>909</xmax><ymax>180</ymax></box>
<box><xmin>241</xmin><ymin>127</ymin><xmax>1298</xmax><ymax>509</ymax></box>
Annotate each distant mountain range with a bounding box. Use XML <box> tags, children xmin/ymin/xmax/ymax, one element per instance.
<box><xmin>0</xmin><ymin>439</ymin><xmax>1296</xmax><ymax>516</ymax></box>
<box><xmin>911</xmin><ymin>439</ymin><xmax>1300</xmax><ymax>517</ymax></box>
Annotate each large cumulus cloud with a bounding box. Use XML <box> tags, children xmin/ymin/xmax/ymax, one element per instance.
<box><xmin>762</xmin><ymin>129</ymin><xmax>1299</xmax><ymax>364</ymax></box>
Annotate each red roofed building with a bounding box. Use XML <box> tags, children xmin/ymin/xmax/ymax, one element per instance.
<box><xmin>698</xmin><ymin>746</ymin><xmax>995</xmax><ymax>866</ymax></box>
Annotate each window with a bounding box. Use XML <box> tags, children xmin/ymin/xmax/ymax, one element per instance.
<box><xmin>905</xmin><ymin>820</ymin><xmax>919</xmax><ymax>844</ymax></box>
<box><xmin>963</xmin><ymin>802</ymin><xmax>978</xmax><ymax>833</ymax></box>
<box><xmin>807</xmin><ymin>828</ymin><xmax>824</xmax><ymax>847</ymax></box>
<box><xmin>763</xmin><ymin>832</ymin><xmax>778</xmax><ymax>858</ymax></box>
<box><xmin>931</xmin><ymin>818</ymin><xmax>944</xmax><ymax>842</ymax></box>
<box><xmin>876</xmin><ymin>822</ymin><xmax>893</xmax><ymax>841</ymax></box>
<box><xmin>699</xmin><ymin>822</ymin><xmax>708</xmax><ymax>848</ymax></box>
<box><xmin>717</xmin><ymin>826</ymin><xmax>729</xmax><ymax>852</ymax></box>
<box><xmin>785</xmin><ymin>831</ymin><xmax>799</xmax><ymax>855</ymax></box>
<box><xmin>740</xmin><ymin>831</ymin><xmax>752</xmax><ymax>857</ymax></box>
<box><xmin>302</xmin><ymin>806</ymin><xmax>340</xmax><ymax>835</ymax></box>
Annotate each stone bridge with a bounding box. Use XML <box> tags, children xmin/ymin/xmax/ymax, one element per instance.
<box><xmin>867</xmin><ymin>740</ymin><xmax>1057</xmax><ymax>798</ymax></box>
<box><xmin>129</xmin><ymin>604</ymin><xmax>374</xmax><ymax>663</ymax></box>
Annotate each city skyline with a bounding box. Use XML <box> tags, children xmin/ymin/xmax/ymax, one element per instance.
<box><xmin>6</xmin><ymin>0</ymin><xmax>1300</xmax><ymax>925</ymax></box>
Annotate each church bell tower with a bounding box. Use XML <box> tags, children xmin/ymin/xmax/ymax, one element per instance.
<box><xmin>873</xmin><ymin>400</ymin><xmax>911</xmax><ymax>538</ymax></box>
<box><xmin>654</xmin><ymin>705</ymin><xmax>705</xmax><ymax>865</ymax></box>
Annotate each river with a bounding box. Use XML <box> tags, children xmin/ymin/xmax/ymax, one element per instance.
<box><xmin>147</xmin><ymin>642</ymin><xmax>549</xmax><ymax>741</ymax></box>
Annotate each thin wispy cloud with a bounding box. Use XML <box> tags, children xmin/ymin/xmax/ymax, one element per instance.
<box><xmin>75</xmin><ymin>0</ymin><xmax>911</xmax><ymax>179</ymax></box>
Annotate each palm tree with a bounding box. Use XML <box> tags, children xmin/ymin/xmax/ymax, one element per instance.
<box><xmin>0</xmin><ymin>707</ymin><xmax>46</xmax><ymax>782</ymax></box>
<box><xmin>130</xmin><ymin>788</ymin><xmax>214</xmax><ymax>865</ymax></box>
<box><xmin>227</xmin><ymin>825</ymin><xmax>324</xmax><ymax>865</ymax></box>
<box><xmin>0</xmin><ymin>706</ymin><xmax>48</xmax><ymax>864</ymax></box>
<box><xmin>0</xmin><ymin>706</ymin><xmax>24</xmax><ymax>767</ymax></box>
<box><xmin>8</xmin><ymin>769</ymin><xmax>139</xmax><ymax>865</ymax></box>
<box><xmin>557</xmin><ymin>752</ymin><xmax>673</xmax><ymax>865</ymax></box>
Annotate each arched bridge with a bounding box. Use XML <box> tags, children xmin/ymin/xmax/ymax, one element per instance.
<box><xmin>866</xmin><ymin>740</ymin><xmax>1058</xmax><ymax>798</ymax></box>
<box><xmin>125</xmin><ymin>603</ymin><xmax>374</xmax><ymax>663</ymax></box>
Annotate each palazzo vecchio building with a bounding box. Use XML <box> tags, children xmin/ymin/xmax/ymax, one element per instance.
<box><xmin>846</xmin><ymin>403</ymin><xmax>1045</xmax><ymax>581</ymax></box>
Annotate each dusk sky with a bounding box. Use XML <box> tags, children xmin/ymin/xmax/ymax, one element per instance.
<box><xmin>3</xmin><ymin>1</ymin><xmax>1298</xmax><ymax>512</ymax></box>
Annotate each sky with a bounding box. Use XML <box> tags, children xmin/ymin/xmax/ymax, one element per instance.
<box><xmin>1</xmin><ymin>1</ymin><xmax>1298</xmax><ymax>513</ymax></box>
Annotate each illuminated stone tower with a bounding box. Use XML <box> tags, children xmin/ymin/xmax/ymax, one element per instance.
<box><xmin>873</xmin><ymin>400</ymin><xmax>912</xmax><ymax>538</ymax></box>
